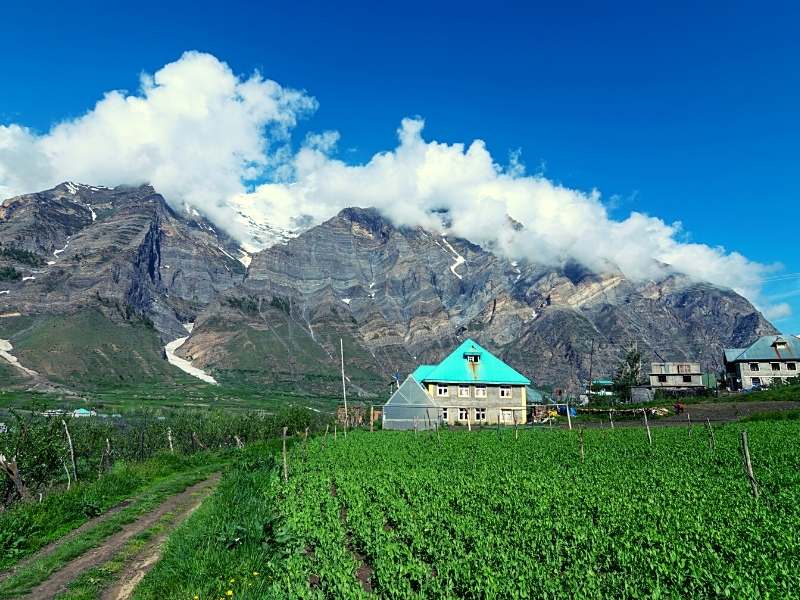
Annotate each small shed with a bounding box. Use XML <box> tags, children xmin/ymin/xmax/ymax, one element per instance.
<box><xmin>382</xmin><ymin>375</ymin><xmax>440</xmax><ymax>430</ymax></box>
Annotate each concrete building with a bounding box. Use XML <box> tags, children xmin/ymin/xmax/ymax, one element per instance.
<box><xmin>724</xmin><ymin>335</ymin><xmax>800</xmax><ymax>390</ymax></box>
<box><xmin>649</xmin><ymin>362</ymin><xmax>705</xmax><ymax>390</ymax></box>
<box><xmin>382</xmin><ymin>339</ymin><xmax>530</xmax><ymax>429</ymax></box>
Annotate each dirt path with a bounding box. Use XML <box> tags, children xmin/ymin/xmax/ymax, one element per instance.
<box><xmin>21</xmin><ymin>473</ymin><xmax>220</xmax><ymax>600</ymax></box>
<box><xmin>0</xmin><ymin>499</ymin><xmax>134</xmax><ymax>583</ymax></box>
<box><xmin>100</xmin><ymin>477</ymin><xmax>216</xmax><ymax>600</ymax></box>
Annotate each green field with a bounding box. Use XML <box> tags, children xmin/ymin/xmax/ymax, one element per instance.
<box><xmin>135</xmin><ymin>421</ymin><xmax>800</xmax><ymax>599</ymax></box>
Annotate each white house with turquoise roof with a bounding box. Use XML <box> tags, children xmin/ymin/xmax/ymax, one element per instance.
<box><xmin>382</xmin><ymin>339</ymin><xmax>530</xmax><ymax>429</ymax></box>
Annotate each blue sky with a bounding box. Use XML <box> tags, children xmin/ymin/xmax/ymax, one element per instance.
<box><xmin>1</xmin><ymin>1</ymin><xmax>798</xmax><ymax>331</ymax></box>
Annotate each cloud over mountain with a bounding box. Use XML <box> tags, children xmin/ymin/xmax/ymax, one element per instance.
<box><xmin>0</xmin><ymin>51</ymin><xmax>785</xmax><ymax>316</ymax></box>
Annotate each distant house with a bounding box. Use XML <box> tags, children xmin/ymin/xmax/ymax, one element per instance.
<box><xmin>649</xmin><ymin>362</ymin><xmax>705</xmax><ymax>390</ymax></box>
<box><xmin>589</xmin><ymin>378</ymin><xmax>615</xmax><ymax>397</ymax></box>
<box><xmin>0</xmin><ymin>422</ymin><xmax>7</xmax><ymax>434</ymax></box>
<box><xmin>72</xmin><ymin>408</ymin><xmax>97</xmax><ymax>418</ymax></box>
<box><xmin>383</xmin><ymin>339</ymin><xmax>530</xmax><ymax>429</ymax></box>
<box><xmin>724</xmin><ymin>335</ymin><xmax>800</xmax><ymax>390</ymax></box>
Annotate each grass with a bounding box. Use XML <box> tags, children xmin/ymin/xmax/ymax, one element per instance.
<box><xmin>0</xmin><ymin>462</ymin><xmax>223</xmax><ymax>599</ymax></box>
<box><xmin>132</xmin><ymin>442</ymin><xmax>286</xmax><ymax>600</ymax></box>
<box><xmin>0</xmin><ymin>452</ymin><xmax>224</xmax><ymax>571</ymax></box>
<box><xmin>742</xmin><ymin>408</ymin><xmax>800</xmax><ymax>422</ymax></box>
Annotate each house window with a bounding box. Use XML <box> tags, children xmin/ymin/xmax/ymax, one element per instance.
<box><xmin>751</xmin><ymin>377</ymin><xmax>761</xmax><ymax>386</ymax></box>
<box><xmin>788</xmin><ymin>363</ymin><xmax>797</xmax><ymax>371</ymax></box>
<box><xmin>458</xmin><ymin>408</ymin><xmax>469</xmax><ymax>421</ymax></box>
<box><xmin>500</xmin><ymin>386</ymin><xmax>512</xmax><ymax>398</ymax></box>
<box><xmin>771</xmin><ymin>363</ymin><xmax>780</xmax><ymax>371</ymax></box>
<box><xmin>749</xmin><ymin>363</ymin><xmax>760</xmax><ymax>372</ymax></box>
<box><xmin>677</xmin><ymin>364</ymin><xmax>690</xmax><ymax>374</ymax></box>
<box><xmin>466</xmin><ymin>354</ymin><xmax>480</xmax><ymax>363</ymax></box>
<box><xmin>682</xmin><ymin>375</ymin><xmax>692</xmax><ymax>383</ymax></box>
<box><xmin>458</xmin><ymin>385</ymin><xmax>470</xmax><ymax>398</ymax></box>
<box><xmin>475</xmin><ymin>385</ymin><xmax>487</xmax><ymax>398</ymax></box>
<box><xmin>657</xmin><ymin>375</ymin><xmax>667</xmax><ymax>383</ymax></box>
<box><xmin>475</xmin><ymin>408</ymin><xmax>486</xmax><ymax>421</ymax></box>
<box><xmin>441</xmin><ymin>407</ymin><xmax>448</xmax><ymax>421</ymax></box>
<box><xmin>437</xmin><ymin>384</ymin><xmax>449</xmax><ymax>397</ymax></box>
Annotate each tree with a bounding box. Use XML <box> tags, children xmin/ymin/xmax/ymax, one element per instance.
<box><xmin>613</xmin><ymin>347</ymin><xmax>643</xmax><ymax>402</ymax></box>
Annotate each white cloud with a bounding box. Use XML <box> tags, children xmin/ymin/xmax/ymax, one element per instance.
<box><xmin>243</xmin><ymin>117</ymin><xmax>777</xmax><ymax>304</ymax></box>
<box><xmin>0</xmin><ymin>52</ymin><xmax>784</xmax><ymax>317</ymax></box>
<box><xmin>763</xmin><ymin>303</ymin><xmax>792</xmax><ymax>320</ymax></box>
<box><xmin>0</xmin><ymin>51</ymin><xmax>316</xmax><ymax>235</ymax></box>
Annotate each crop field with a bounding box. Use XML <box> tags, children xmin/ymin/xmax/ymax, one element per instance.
<box><xmin>137</xmin><ymin>421</ymin><xmax>800</xmax><ymax>599</ymax></box>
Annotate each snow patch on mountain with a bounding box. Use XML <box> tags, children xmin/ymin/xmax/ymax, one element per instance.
<box><xmin>441</xmin><ymin>235</ymin><xmax>466</xmax><ymax>280</ymax></box>
<box><xmin>0</xmin><ymin>339</ymin><xmax>38</xmax><ymax>377</ymax></box>
<box><xmin>164</xmin><ymin>331</ymin><xmax>217</xmax><ymax>385</ymax></box>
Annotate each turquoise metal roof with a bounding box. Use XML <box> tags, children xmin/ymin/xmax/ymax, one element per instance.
<box><xmin>411</xmin><ymin>365</ymin><xmax>437</xmax><ymax>384</ymax></box>
<box><xmin>724</xmin><ymin>335</ymin><xmax>800</xmax><ymax>362</ymax></box>
<box><xmin>416</xmin><ymin>339</ymin><xmax>530</xmax><ymax>385</ymax></box>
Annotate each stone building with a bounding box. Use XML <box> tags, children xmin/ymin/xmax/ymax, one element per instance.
<box><xmin>649</xmin><ymin>362</ymin><xmax>705</xmax><ymax>390</ymax></box>
<box><xmin>724</xmin><ymin>335</ymin><xmax>800</xmax><ymax>390</ymax></box>
<box><xmin>382</xmin><ymin>339</ymin><xmax>530</xmax><ymax>429</ymax></box>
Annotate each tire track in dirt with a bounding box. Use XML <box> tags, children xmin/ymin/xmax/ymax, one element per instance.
<box><xmin>20</xmin><ymin>473</ymin><xmax>220</xmax><ymax>600</ymax></box>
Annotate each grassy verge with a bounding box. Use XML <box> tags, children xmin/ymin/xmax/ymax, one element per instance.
<box><xmin>132</xmin><ymin>441</ymin><xmax>295</xmax><ymax>600</ymax></box>
<box><xmin>0</xmin><ymin>462</ymin><xmax>224</xmax><ymax>599</ymax></box>
<box><xmin>0</xmin><ymin>452</ymin><xmax>222</xmax><ymax>571</ymax></box>
<box><xmin>742</xmin><ymin>408</ymin><xmax>800</xmax><ymax>422</ymax></box>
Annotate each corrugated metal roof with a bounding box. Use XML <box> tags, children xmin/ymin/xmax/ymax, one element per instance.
<box><xmin>416</xmin><ymin>339</ymin><xmax>530</xmax><ymax>385</ymax></box>
<box><xmin>724</xmin><ymin>335</ymin><xmax>800</xmax><ymax>362</ymax></box>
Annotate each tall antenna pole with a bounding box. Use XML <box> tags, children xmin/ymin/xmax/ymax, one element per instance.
<box><xmin>340</xmin><ymin>338</ymin><xmax>348</xmax><ymax>436</ymax></box>
<box><xmin>587</xmin><ymin>339</ymin><xmax>594</xmax><ymax>402</ymax></box>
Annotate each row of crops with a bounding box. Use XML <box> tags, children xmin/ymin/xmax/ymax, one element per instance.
<box><xmin>260</xmin><ymin>422</ymin><xmax>799</xmax><ymax>598</ymax></box>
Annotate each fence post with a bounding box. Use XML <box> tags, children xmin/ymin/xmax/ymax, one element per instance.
<box><xmin>370</xmin><ymin>405</ymin><xmax>374</xmax><ymax>433</ymax></box>
<box><xmin>63</xmin><ymin>460</ymin><xmax>71</xmax><ymax>491</ymax></box>
<box><xmin>513</xmin><ymin>413</ymin><xmax>519</xmax><ymax>440</ymax></box>
<box><xmin>687</xmin><ymin>411</ymin><xmax>692</xmax><ymax>436</ymax></box>
<box><xmin>566</xmin><ymin>403</ymin><xmax>572</xmax><ymax>431</ymax></box>
<box><xmin>303</xmin><ymin>427</ymin><xmax>309</xmax><ymax>462</ymax></box>
<box><xmin>642</xmin><ymin>409</ymin><xmax>652</xmax><ymax>446</ymax></box>
<box><xmin>282</xmin><ymin>426</ymin><xmax>288</xmax><ymax>483</ymax></box>
<box><xmin>705</xmin><ymin>418</ymin><xmax>715</xmax><ymax>450</ymax></box>
<box><xmin>579</xmin><ymin>427</ymin><xmax>585</xmax><ymax>463</ymax></box>
<box><xmin>168</xmin><ymin>428</ymin><xmax>174</xmax><ymax>453</ymax></box>
<box><xmin>334</xmin><ymin>423</ymin><xmax>337</xmax><ymax>441</ymax></box>
<box><xmin>496</xmin><ymin>414</ymin><xmax>501</xmax><ymax>436</ymax></box>
<box><xmin>62</xmin><ymin>420</ymin><xmax>78</xmax><ymax>483</ymax></box>
<box><xmin>740</xmin><ymin>430</ymin><xmax>759</xmax><ymax>499</ymax></box>
<box><xmin>609</xmin><ymin>410</ymin><xmax>614</xmax><ymax>429</ymax></box>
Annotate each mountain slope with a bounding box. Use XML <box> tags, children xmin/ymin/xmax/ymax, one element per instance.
<box><xmin>1</xmin><ymin>186</ymin><xmax>778</xmax><ymax>394</ymax></box>
<box><xmin>180</xmin><ymin>207</ymin><xmax>777</xmax><ymax>394</ymax></box>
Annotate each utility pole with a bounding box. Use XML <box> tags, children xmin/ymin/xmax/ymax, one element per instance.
<box><xmin>587</xmin><ymin>339</ymin><xmax>594</xmax><ymax>401</ymax></box>
<box><xmin>340</xmin><ymin>338</ymin><xmax>348</xmax><ymax>436</ymax></box>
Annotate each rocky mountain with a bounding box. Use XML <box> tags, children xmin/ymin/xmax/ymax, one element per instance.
<box><xmin>0</xmin><ymin>184</ymin><xmax>777</xmax><ymax>394</ymax></box>
<box><xmin>0</xmin><ymin>183</ymin><xmax>247</xmax><ymax>385</ymax></box>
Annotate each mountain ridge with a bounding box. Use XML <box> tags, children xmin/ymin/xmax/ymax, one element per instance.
<box><xmin>0</xmin><ymin>184</ymin><xmax>778</xmax><ymax>394</ymax></box>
